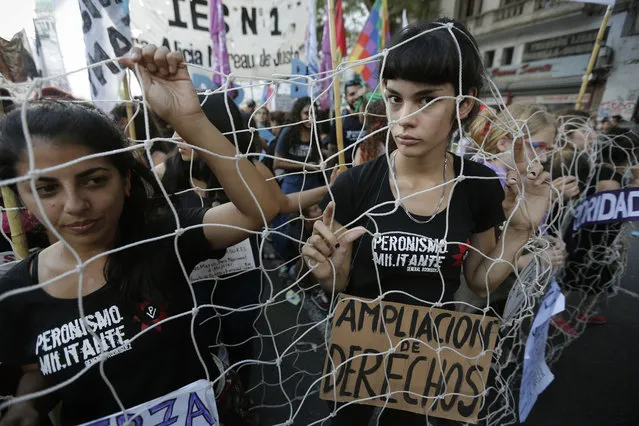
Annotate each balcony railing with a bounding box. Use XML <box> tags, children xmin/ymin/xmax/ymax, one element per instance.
<box><xmin>462</xmin><ymin>0</ymin><xmax>601</xmax><ymax>37</ymax></box>
<box><xmin>494</xmin><ymin>0</ymin><xmax>526</xmax><ymax>22</ymax></box>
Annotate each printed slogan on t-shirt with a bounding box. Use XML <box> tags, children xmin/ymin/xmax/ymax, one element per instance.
<box><xmin>35</xmin><ymin>305</ymin><xmax>132</xmax><ymax>376</ymax></box>
<box><xmin>372</xmin><ymin>234</ymin><xmax>451</xmax><ymax>273</ymax></box>
<box><xmin>320</xmin><ymin>296</ymin><xmax>499</xmax><ymax>423</ymax></box>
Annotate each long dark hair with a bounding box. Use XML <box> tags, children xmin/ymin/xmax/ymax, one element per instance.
<box><xmin>161</xmin><ymin>93</ymin><xmax>254</xmax><ymax>205</ymax></box>
<box><xmin>0</xmin><ymin>100</ymin><xmax>167</xmax><ymax>303</ymax></box>
<box><xmin>288</xmin><ymin>96</ymin><xmax>312</xmax><ymax>142</ymax></box>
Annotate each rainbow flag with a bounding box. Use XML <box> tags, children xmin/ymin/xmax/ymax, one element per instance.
<box><xmin>349</xmin><ymin>0</ymin><xmax>390</xmax><ymax>89</ymax></box>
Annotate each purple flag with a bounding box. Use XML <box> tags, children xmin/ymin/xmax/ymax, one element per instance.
<box><xmin>319</xmin><ymin>7</ymin><xmax>332</xmax><ymax>110</ymax></box>
<box><xmin>210</xmin><ymin>0</ymin><xmax>230</xmax><ymax>88</ymax></box>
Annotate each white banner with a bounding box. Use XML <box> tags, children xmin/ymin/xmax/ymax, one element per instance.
<box><xmin>81</xmin><ymin>380</ymin><xmax>219</xmax><ymax>426</ymax></box>
<box><xmin>78</xmin><ymin>0</ymin><xmax>132</xmax><ymax>110</ymax></box>
<box><xmin>130</xmin><ymin>0</ymin><xmax>308</xmax><ymax>86</ymax></box>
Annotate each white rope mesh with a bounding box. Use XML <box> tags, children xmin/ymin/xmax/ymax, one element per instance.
<box><xmin>0</xmin><ymin>22</ymin><xmax>636</xmax><ymax>426</ymax></box>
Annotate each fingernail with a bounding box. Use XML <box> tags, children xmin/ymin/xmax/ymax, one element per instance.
<box><xmin>335</xmin><ymin>243</ymin><xmax>341</xmax><ymax>249</ymax></box>
<box><xmin>508</xmin><ymin>178</ymin><xmax>517</xmax><ymax>185</ymax></box>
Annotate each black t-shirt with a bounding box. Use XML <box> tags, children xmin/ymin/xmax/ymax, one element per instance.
<box><xmin>320</xmin><ymin>154</ymin><xmax>505</xmax><ymax>306</ymax></box>
<box><xmin>275</xmin><ymin>127</ymin><xmax>321</xmax><ymax>166</ymax></box>
<box><xmin>330</xmin><ymin>112</ymin><xmax>366</xmax><ymax>165</ymax></box>
<box><xmin>0</xmin><ymin>209</ymin><xmax>224</xmax><ymax>425</ymax></box>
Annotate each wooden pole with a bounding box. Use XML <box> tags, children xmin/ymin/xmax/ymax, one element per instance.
<box><xmin>575</xmin><ymin>5</ymin><xmax>613</xmax><ymax>110</ymax></box>
<box><xmin>0</xmin><ymin>107</ymin><xmax>28</xmax><ymax>259</ymax></box>
<box><xmin>327</xmin><ymin>0</ymin><xmax>346</xmax><ymax>170</ymax></box>
<box><xmin>0</xmin><ymin>187</ymin><xmax>28</xmax><ymax>259</ymax></box>
<box><xmin>123</xmin><ymin>72</ymin><xmax>137</xmax><ymax>140</ymax></box>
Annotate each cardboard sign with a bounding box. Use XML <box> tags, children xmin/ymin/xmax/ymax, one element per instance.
<box><xmin>81</xmin><ymin>379</ymin><xmax>219</xmax><ymax>425</ymax></box>
<box><xmin>320</xmin><ymin>296</ymin><xmax>499</xmax><ymax>423</ymax></box>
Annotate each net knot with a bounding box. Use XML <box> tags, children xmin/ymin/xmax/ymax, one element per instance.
<box><xmin>143</xmin><ymin>139</ymin><xmax>154</xmax><ymax>150</ymax></box>
<box><xmin>455</xmin><ymin>94</ymin><xmax>465</xmax><ymax>105</ymax></box>
<box><xmin>27</xmin><ymin>169</ymin><xmax>41</xmax><ymax>180</ymax></box>
<box><xmin>175</xmin><ymin>227</ymin><xmax>185</xmax><ymax>237</ymax></box>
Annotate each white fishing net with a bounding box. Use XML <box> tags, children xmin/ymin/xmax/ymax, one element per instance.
<box><xmin>0</xmin><ymin>21</ymin><xmax>636</xmax><ymax>426</ymax></box>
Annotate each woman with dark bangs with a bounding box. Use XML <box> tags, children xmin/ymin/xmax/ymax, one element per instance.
<box><xmin>302</xmin><ymin>18</ymin><xmax>551</xmax><ymax>425</ymax></box>
<box><xmin>0</xmin><ymin>46</ymin><xmax>279</xmax><ymax>425</ymax></box>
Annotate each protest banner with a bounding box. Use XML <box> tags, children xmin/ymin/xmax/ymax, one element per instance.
<box><xmin>0</xmin><ymin>30</ymin><xmax>39</xmax><ymax>83</ymax></box>
<box><xmin>78</xmin><ymin>0</ymin><xmax>132</xmax><ymax>110</ymax></box>
<box><xmin>81</xmin><ymin>379</ymin><xmax>218</xmax><ymax>426</ymax></box>
<box><xmin>130</xmin><ymin>0</ymin><xmax>308</xmax><ymax>85</ymax></box>
<box><xmin>320</xmin><ymin>296</ymin><xmax>499</xmax><ymax>423</ymax></box>
<box><xmin>519</xmin><ymin>279</ymin><xmax>565</xmax><ymax>422</ymax></box>
<box><xmin>572</xmin><ymin>188</ymin><xmax>639</xmax><ymax>231</ymax></box>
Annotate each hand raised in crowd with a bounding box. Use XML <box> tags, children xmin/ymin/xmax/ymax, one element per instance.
<box><xmin>301</xmin><ymin>202</ymin><xmax>366</xmax><ymax>290</ymax></box>
<box><xmin>503</xmin><ymin>139</ymin><xmax>552</xmax><ymax>232</ymax></box>
<box><xmin>552</xmin><ymin>176</ymin><xmax>580</xmax><ymax>201</ymax></box>
<box><xmin>631</xmin><ymin>164</ymin><xmax>639</xmax><ymax>187</ymax></box>
<box><xmin>120</xmin><ymin>45</ymin><xmax>201</xmax><ymax>124</ymax></box>
<box><xmin>329</xmin><ymin>165</ymin><xmax>343</xmax><ymax>185</ymax></box>
<box><xmin>547</xmin><ymin>236</ymin><xmax>567</xmax><ymax>269</ymax></box>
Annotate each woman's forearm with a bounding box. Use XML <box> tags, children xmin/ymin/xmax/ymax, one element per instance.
<box><xmin>468</xmin><ymin>229</ymin><xmax>530</xmax><ymax>296</ymax></box>
<box><xmin>282</xmin><ymin>186</ymin><xmax>329</xmax><ymax>215</ymax></box>
<box><xmin>172</xmin><ymin>114</ymin><xmax>279</xmax><ymax>221</ymax></box>
<box><xmin>273</xmin><ymin>158</ymin><xmax>310</xmax><ymax>171</ymax></box>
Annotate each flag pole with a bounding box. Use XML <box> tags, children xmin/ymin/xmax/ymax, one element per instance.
<box><xmin>0</xmin><ymin>187</ymin><xmax>28</xmax><ymax>259</ymax></box>
<box><xmin>0</xmin><ymin>107</ymin><xmax>28</xmax><ymax>259</ymax></box>
<box><xmin>122</xmin><ymin>71</ymin><xmax>137</xmax><ymax>140</ymax></box>
<box><xmin>327</xmin><ymin>0</ymin><xmax>346</xmax><ymax>170</ymax></box>
<box><xmin>575</xmin><ymin>4</ymin><xmax>613</xmax><ymax>110</ymax></box>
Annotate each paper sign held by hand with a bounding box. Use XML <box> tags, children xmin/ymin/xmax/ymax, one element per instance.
<box><xmin>320</xmin><ymin>296</ymin><xmax>499</xmax><ymax>423</ymax></box>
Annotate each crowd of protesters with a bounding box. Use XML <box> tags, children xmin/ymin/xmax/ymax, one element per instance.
<box><xmin>0</xmin><ymin>17</ymin><xmax>638</xmax><ymax>426</ymax></box>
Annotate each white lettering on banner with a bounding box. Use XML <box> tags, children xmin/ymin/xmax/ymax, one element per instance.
<box><xmin>572</xmin><ymin>188</ymin><xmax>639</xmax><ymax>231</ymax></box>
<box><xmin>489</xmin><ymin>54</ymin><xmax>590</xmax><ymax>84</ymax></box>
<box><xmin>130</xmin><ymin>0</ymin><xmax>307</xmax><ymax>82</ymax></box>
<box><xmin>190</xmin><ymin>238</ymin><xmax>256</xmax><ymax>280</ymax></box>
<box><xmin>78</xmin><ymin>0</ymin><xmax>132</xmax><ymax>110</ymax></box>
<box><xmin>35</xmin><ymin>305</ymin><xmax>132</xmax><ymax>376</ymax></box>
<box><xmin>80</xmin><ymin>379</ymin><xmax>219</xmax><ymax>426</ymax></box>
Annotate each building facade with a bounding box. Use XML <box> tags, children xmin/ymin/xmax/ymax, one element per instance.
<box><xmin>444</xmin><ymin>0</ymin><xmax>639</xmax><ymax>121</ymax></box>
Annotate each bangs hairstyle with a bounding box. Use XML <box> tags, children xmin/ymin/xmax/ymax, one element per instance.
<box><xmin>382</xmin><ymin>18</ymin><xmax>484</xmax><ymax>118</ymax></box>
